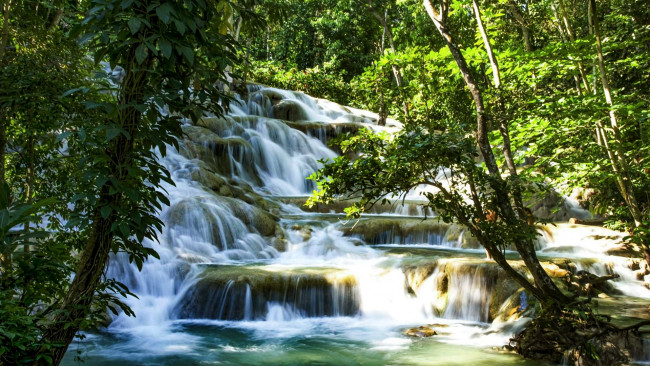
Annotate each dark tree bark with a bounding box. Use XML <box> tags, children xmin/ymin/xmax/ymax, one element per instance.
<box><xmin>365</xmin><ymin>0</ymin><xmax>409</xmax><ymax>118</ymax></box>
<box><xmin>589</xmin><ymin>0</ymin><xmax>643</xmax><ymax>228</ymax></box>
<box><xmin>508</xmin><ymin>1</ymin><xmax>532</xmax><ymax>52</ymax></box>
<box><xmin>36</xmin><ymin>45</ymin><xmax>151</xmax><ymax>366</ymax></box>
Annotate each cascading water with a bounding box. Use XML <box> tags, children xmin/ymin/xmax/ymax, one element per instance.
<box><xmin>63</xmin><ymin>86</ymin><xmax>650</xmax><ymax>366</ymax></box>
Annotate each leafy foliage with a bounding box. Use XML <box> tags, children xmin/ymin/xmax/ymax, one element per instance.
<box><xmin>249</xmin><ymin>60</ymin><xmax>351</xmax><ymax>104</ymax></box>
<box><xmin>0</xmin><ymin>0</ymin><xmax>242</xmax><ymax>363</ymax></box>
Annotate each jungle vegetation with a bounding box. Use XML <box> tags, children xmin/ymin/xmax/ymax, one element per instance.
<box><xmin>0</xmin><ymin>0</ymin><xmax>648</xmax><ymax>364</ymax></box>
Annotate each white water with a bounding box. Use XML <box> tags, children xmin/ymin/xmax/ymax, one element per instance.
<box><xmin>66</xmin><ymin>85</ymin><xmax>650</xmax><ymax>365</ymax></box>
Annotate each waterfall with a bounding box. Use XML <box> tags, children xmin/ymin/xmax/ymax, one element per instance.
<box><xmin>64</xmin><ymin>85</ymin><xmax>650</xmax><ymax>366</ymax></box>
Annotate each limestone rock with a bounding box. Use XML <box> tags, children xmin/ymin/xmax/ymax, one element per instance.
<box><xmin>175</xmin><ymin>265</ymin><xmax>359</xmax><ymax>320</ymax></box>
<box><xmin>272</xmin><ymin>100</ymin><xmax>308</xmax><ymax>121</ymax></box>
<box><xmin>404</xmin><ymin>326</ymin><xmax>437</xmax><ymax>337</ymax></box>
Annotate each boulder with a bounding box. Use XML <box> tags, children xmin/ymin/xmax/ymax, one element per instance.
<box><xmin>404</xmin><ymin>326</ymin><xmax>437</xmax><ymax>337</ymax></box>
<box><xmin>175</xmin><ymin>265</ymin><xmax>359</xmax><ymax>320</ymax></box>
<box><xmin>272</xmin><ymin>100</ymin><xmax>308</xmax><ymax>121</ymax></box>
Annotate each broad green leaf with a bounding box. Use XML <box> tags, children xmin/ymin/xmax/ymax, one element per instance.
<box><xmin>100</xmin><ymin>205</ymin><xmax>112</xmax><ymax>219</ymax></box>
<box><xmin>156</xmin><ymin>3</ymin><xmax>172</xmax><ymax>24</ymax></box>
<box><xmin>127</xmin><ymin>18</ymin><xmax>141</xmax><ymax>34</ymax></box>
<box><xmin>159</xmin><ymin>39</ymin><xmax>172</xmax><ymax>59</ymax></box>
<box><xmin>135</xmin><ymin>43</ymin><xmax>147</xmax><ymax>64</ymax></box>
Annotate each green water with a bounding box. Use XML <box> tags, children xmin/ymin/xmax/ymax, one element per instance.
<box><xmin>62</xmin><ymin>320</ymin><xmax>547</xmax><ymax>366</ymax></box>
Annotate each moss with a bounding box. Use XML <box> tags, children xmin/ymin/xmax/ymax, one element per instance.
<box><xmin>443</xmin><ymin>224</ymin><xmax>481</xmax><ymax>249</ymax></box>
<box><xmin>165</xmin><ymin>199</ymin><xmax>232</xmax><ymax>250</ymax></box>
<box><xmin>175</xmin><ymin>265</ymin><xmax>360</xmax><ymax>320</ymax></box>
<box><xmin>404</xmin><ymin>326</ymin><xmax>437</xmax><ymax>337</ymax></box>
<box><xmin>272</xmin><ymin>100</ymin><xmax>309</xmax><ymax>121</ymax></box>
<box><xmin>339</xmin><ymin>217</ymin><xmax>450</xmax><ymax>245</ymax></box>
<box><xmin>220</xmin><ymin>196</ymin><xmax>280</xmax><ymax>237</ymax></box>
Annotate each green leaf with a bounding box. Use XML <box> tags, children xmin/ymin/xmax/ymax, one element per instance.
<box><xmin>121</xmin><ymin>0</ymin><xmax>135</xmax><ymax>9</ymax></box>
<box><xmin>118</xmin><ymin>222</ymin><xmax>130</xmax><ymax>237</ymax></box>
<box><xmin>180</xmin><ymin>46</ymin><xmax>194</xmax><ymax>65</ymax></box>
<box><xmin>156</xmin><ymin>3</ymin><xmax>172</xmax><ymax>24</ymax></box>
<box><xmin>135</xmin><ymin>43</ymin><xmax>147</xmax><ymax>64</ymax></box>
<box><xmin>127</xmin><ymin>18</ymin><xmax>142</xmax><ymax>34</ymax></box>
<box><xmin>100</xmin><ymin>205</ymin><xmax>112</xmax><ymax>219</ymax></box>
<box><xmin>174</xmin><ymin>20</ymin><xmax>186</xmax><ymax>35</ymax></box>
<box><xmin>96</xmin><ymin>176</ymin><xmax>109</xmax><ymax>188</ymax></box>
<box><xmin>106</xmin><ymin>127</ymin><xmax>121</xmax><ymax>141</ymax></box>
<box><xmin>56</xmin><ymin>131</ymin><xmax>73</xmax><ymax>142</ymax></box>
<box><xmin>159</xmin><ymin>39</ymin><xmax>172</xmax><ymax>59</ymax></box>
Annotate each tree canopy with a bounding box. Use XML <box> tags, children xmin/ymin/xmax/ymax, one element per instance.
<box><xmin>0</xmin><ymin>0</ymin><xmax>649</xmax><ymax>364</ymax></box>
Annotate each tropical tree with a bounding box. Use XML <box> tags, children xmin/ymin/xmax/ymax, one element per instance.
<box><xmin>309</xmin><ymin>0</ymin><xmax>649</xmax><ymax>363</ymax></box>
<box><xmin>0</xmin><ymin>0</ymin><xmax>241</xmax><ymax>364</ymax></box>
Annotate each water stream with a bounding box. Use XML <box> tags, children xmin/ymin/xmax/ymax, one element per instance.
<box><xmin>62</xmin><ymin>86</ymin><xmax>649</xmax><ymax>366</ymax></box>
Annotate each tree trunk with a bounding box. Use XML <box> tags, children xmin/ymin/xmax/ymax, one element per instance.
<box><xmin>378</xmin><ymin>9</ymin><xmax>387</xmax><ymax>126</ymax></box>
<box><xmin>423</xmin><ymin>0</ymin><xmax>570</xmax><ymax>305</ymax></box>
<box><xmin>0</xmin><ymin>111</ymin><xmax>5</xmax><ymax>187</ymax></box>
<box><xmin>367</xmin><ymin>0</ymin><xmax>409</xmax><ymax>117</ymax></box>
<box><xmin>557</xmin><ymin>0</ymin><xmax>591</xmax><ymax>94</ymax></box>
<box><xmin>266</xmin><ymin>27</ymin><xmax>270</xmax><ymax>60</ymax></box>
<box><xmin>0</xmin><ymin>0</ymin><xmax>11</xmax><ymax>63</ymax></box>
<box><xmin>472</xmin><ymin>0</ymin><xmax>520</xmax><ymax>185</ymax></box>
<box><xmin>36</xmin><ymin>45</ymin><xmax>150</xmax><ymax>366</ymax></box>
<box><xmin>589</xmin><ymin>0</ymin><xmax>643</xmax><ymax>227</ymax></box>
<box><xmin>0</xmin><ymin>0</ymin><xmax>10</xmax><ymax>188</ymax></box>
<box><xmin>508</xmin><ymin>1</ymin><xmax>532</xmax><ymax>52</ymax></box>
<box><xmin>23</xmin><ymin>133</ymin><xmax>35</xmax><ymax>254</ymax></box>
<box><xmin>473</xmin><ymin>0</ymin><xmax>500</xmax><ymax>89</ymax></box>
<box><xmin>48</xmin><ymin>7</ymin><xmax>64</xmax><ymax>31</ymax></box>
<box><xmin>234</xmin><ymin>16</ymin><xmax>242</xmax><ymax>42</ymax></box>
<box><xmin>550</xmin><ymin>3</ymin><xmax>587</xmax><ymax>95</ymax></box>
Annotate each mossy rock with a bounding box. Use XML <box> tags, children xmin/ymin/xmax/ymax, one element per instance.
<box><xmin>180</xmin><ymin>131</ymin><xmax>255</xmax><ymax>181</ymax></box>
<box><xmin>404</xmin><ymin>326</ymin><xmax>437</xmax><ymax>337</ymax></box>
<box><xmin>190</xmin><ymin>162</ymin><xmax>228</xmax><ymax>192</ymax></box>
<box><xmin>256</xmin><ymin>89</ymin><xmax>285</xmax><ymax>103</ymax></box>
<box><xmin>443</xmin><ymin>224</ymin><xmax>481</xmax><ymax>249</ymax></box>
<box><xmin>219</xmin><ymin>196</ymin><xmax>280</xmax><ymax>237</ymax></box>
<box><xmin>175</xmin><ymin>265</ymin><xmax>360</xmax><ymax>320</ymax></box>
<box><xmin>196</xmin><ymin>116</ymin><xmax>245</xmax><ymax>136</ymax></box>
<box><xmin>182</xmin><ymin>125</ymin><xmax>251</xmax><ymax>150</ymax></box>
<box><xmin>272</xmin><ymin>100</ymin><xmax>308</xmax><ymax>121</ymax></box>
<box><xmin>339</xmin><ymin>218</ymin><xmax>450</xmax><ymax>245</ymax></box>
<box><xmin>283</xmin><ymin>121</ymin><xmax>361</xmax><ymax>146</ymax></box>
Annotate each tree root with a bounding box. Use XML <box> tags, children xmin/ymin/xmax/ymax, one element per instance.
<box><xmin>511</xmin><ymin>305</ymin><xmax>646</xmax><ymax>366</ymax></box>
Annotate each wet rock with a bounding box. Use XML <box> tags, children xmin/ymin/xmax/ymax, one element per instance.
<box><xmin>220</xmin><ymin>196</ymin><xmax>280</xmax><ymax>237</ymax></box>
<box><xmin>404</xmin><ymin>326</ymin><xmax>437</xmax><ymax>337</ymax></box>
<box><xmin>514</xmin><ymin>307</ymin><xmax>645</xmax><ymax>366</ymax></box>
<box><xmin>283</xmin><ymin>121</ymin><xmax>361</xmax><ymax>149</ymax></box>
<box><xmin>190</xmin><ymin>163</ymin><xmax>228</xmax><ymax>191</ymax></box>
<box><xmin>175</xmin><ymin>265</ymin><xmax>360</xmax><ymax>320</ymax></box>
<box><xmin>257</xmin><ymin>89</ymin><xmax>285</xmax><ymax>103</ymax></box>
<box><xmin>443</xmin><ymin>224</ymin><xmax>481</xmax><ymax>249</ymax></box>
<box><xmin>270</xmin><ymin>236</ymin><xmax>287</xmax><ymax>252</ymax></box>
<box><xmin>218</xmin><ymin>184</ymin><xmax>234</xmax><ymax>197</ymax></box>
<box><xmin>525</xmin><ymin>187</ymin><xmax>598</xmax><ymax>222</ymax></box>
<box><xmin>566</xmin><ymin>270</ymin><xmax>621</xmax><ymax>297</ymax></box>
<box><xmin>272</xmin><ymin>100</ymin><xmax>308</xmax><ymax>121</ymax></box>
<box><xmin>196</xmin><ymin>116</ymin><xmax>243</xmax><ymax>136</ymax></box>
<box><xmin>291</xmin><ymin>225</ymin><xmax>313</xmax><ymax>242</ymax></box>
<box><xmin>182</xmin><ymin>125</ymin><xmax>251</xmax><ymax>150</ymax></box>
<box><xmin>180</xmin><ymin>125</ymin><xmax>255</xmax><ymax>180</ymax></box>
<box><xmin>339</xmin><ymin>218</ymin><xmax>453</xmax><ymax>246</ymax></box>
<box><xmin>544</xmin><ymin>262</ymin><xmax>570</xmax><ymax>278</ymax></box>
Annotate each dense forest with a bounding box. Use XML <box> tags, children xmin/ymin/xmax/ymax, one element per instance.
<box><xmin>1</xmin><ymin>0</ymin><xmax>649</xmax><ymax>365</ymax></box>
